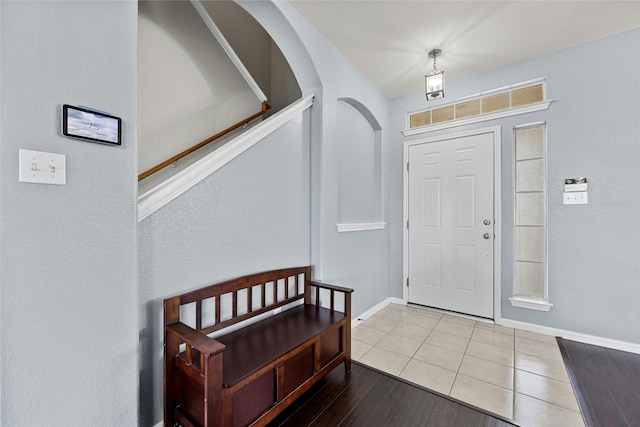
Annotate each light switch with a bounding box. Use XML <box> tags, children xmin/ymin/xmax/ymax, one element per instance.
<box><xmin>19</xmin><ymin>149</ymin><xmax>66</xmax><ymax>185</ymax></box>
<box><xmin>563</xmin><ymin>191</ymin><xmax>588</xmax><ymax>205</ymax></box>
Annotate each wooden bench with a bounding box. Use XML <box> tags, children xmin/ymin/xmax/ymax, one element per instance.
<box><xmin>164</xmin><ymin>266</ymin><xmax>353</xmax><ymax>427</ymax></box>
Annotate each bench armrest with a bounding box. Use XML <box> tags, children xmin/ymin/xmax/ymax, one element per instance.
<box><xmin>307</xmin><ymin>280</ymin><xmax>353</xmax><ymax>313</ymax></box>
<box><xmin>166</xmin><ymin>322</ymin><xmax>226</xmax><ymax>356</ymax></box>
<box><xmin>309</xmin><ymin>280</ymin><xmax>354</xmax><ymax>294</ymax></box>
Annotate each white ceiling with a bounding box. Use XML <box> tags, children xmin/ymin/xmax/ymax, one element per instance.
<box><xmin>288</xmin><ymin>1</ymin><xmax>640</xmax><ymax>98</ymax></box>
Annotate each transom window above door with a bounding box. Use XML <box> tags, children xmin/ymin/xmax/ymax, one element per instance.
<box><xmin>403</xmin><ymin>78</ymin><xmax>552</xmax><ymax>136</ymax></box>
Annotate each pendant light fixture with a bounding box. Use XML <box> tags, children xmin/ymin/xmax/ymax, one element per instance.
<box><xmin>425</xmin><ymin>48</ymin><xmax>445</xmax><ymax>100</ymax></box>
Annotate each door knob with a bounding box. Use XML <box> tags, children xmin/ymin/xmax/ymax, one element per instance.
<box><xmin>483</xmin><ymin>233</ymin><xmax>491</xmax><ymax>239</ymax></box>
<box><xmin>483</xmin><ymin>219</ymin><xmax>492</xmax><ymax>226</ymax></box>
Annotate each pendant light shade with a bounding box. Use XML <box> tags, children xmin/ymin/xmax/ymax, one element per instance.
<box><xmin>425</xmin><ymin>49</ymin><xmax>445</xmax><ymax>100</ymax></box>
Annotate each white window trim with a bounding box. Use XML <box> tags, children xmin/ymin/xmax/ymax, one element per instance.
<box><xmin>510</xmin><ymin>121</ymin><xmax>551</xmax><ymax>310</ymax></box>
<box><xmin>508</xmin><ymin>296</ymin><xmax>554</xmax><ymax>312</ymax></box>
<box><xmin>336</xmin><ymin>222</ymin><xmax>386</xmax><ymax>233</ymax></box>
<box><xmin>403</xmin><ymin>101</ymin><xmax>552</xmax><ymax>136</ymax></box>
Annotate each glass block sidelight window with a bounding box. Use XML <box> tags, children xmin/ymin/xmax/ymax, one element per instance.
<box><xmin>510</xmin><ymin>123</ymin><xmax>553</xmax><ymax>311</ymax></box>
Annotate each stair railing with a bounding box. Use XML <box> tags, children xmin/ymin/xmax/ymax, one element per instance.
<box><xmin>139</xmin><ymin>0</ymin><xmax>269</xmax><ymax>182</ymax></box>
<box><xmin>138</xmin><ymin>102</ymin><xmax>270</xmax><ymax>181</ymax></box>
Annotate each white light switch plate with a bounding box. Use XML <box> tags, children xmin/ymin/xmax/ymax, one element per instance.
<box><xmin>563</xmin><ymin>191</ymin><xmax>588</xmax><ymax>205</ymax></box>
<box><xmin>19</xmin><ymin>149</ymin><xmax>66</xmax><ymax>185</ymax></box>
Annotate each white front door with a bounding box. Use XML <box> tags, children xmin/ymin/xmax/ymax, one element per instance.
<box><xmin>407</xmin><ymin>131</ymin><xmax>495</xmax><ymax>318</ymax></box>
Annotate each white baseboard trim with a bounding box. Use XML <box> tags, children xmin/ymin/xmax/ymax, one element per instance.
<box><xmin>349</xmin><ymin>300</ymin><xmax>640</xmax><ymax>354</ymax></box>
<box><xmin>351</xmin><ymin>297</ymin><xmax>404</xmax><ymax>328</ymax></box>
<box><xmin>153</xmin><ymin>422</ymin><xmax>162</xmax><ymax>427</ymax></box>
<box><xmin>499</xmin><ymin>318</ymin><xmax>640</xmax><ymax>355</ymax></box>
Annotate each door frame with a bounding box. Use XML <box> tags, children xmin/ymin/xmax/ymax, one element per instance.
<box><xmin>403</xmin><ymin>126</ymin><xmax>502</xmax><ymax>321</ymax></box>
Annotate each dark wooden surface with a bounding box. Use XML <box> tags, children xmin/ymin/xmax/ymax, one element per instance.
<box><xmin>268</xmin><ymin>361</ymin><xmax>518</xmax><ymax>427</ymax></box>
<box><xmin>218</xmin><ymin>305</ymin><xmax>344</xmax><ymax>386</ymax></box>
<box><xmin>557</xmin><ymin>338</ymin><xmax>640</xmax><ymax>427</ymax></box>
<box><xmin>165</xmin><ymin>266</ymin><xmax>353</xmax><ymax>427</ymax></box>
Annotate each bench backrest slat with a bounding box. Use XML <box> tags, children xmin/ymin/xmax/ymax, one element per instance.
<box><xmin>195</xmin><ymin>300</ymin><xmax>202</xmax><ymax>331</ymax></box>
<box><xmin>232</xmin><ymin>291</ymin><xmax>238</xmax><ymax>319</ymax></box>
<box><xmin>272</xmin><ymin>281</ymin><xmax>277</xmax><ymax>306</ymax></box>
<box><xmin>171</xmin><ymin>266</ymin><xmax>311</xmax><ymax>335</ymax></box>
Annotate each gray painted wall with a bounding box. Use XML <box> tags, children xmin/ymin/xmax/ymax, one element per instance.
<box><xmin>138</xmin><ymin>1</ymin><xmax>302</xmax><ymax>194</ymax></box>
<box><xmin>390</xmin><ymin>29</ymin><xmax>640</xmax><ymax>344</ymax></box>
<box><xmin>138</xmin><ymin>2</ymin><xmax>320</xmax><ymax>423</ymax></box>
<box><xmin>2</xmin><ymin>2</ymin><xmax>636</xmax><ymax>426</ymax></box>
<box><xmin>0</xmin><ymin>1</ymin><xmax>3</xmax><ymax>420</ymax></box>
<box><xmin>138</xmin><ymin>114</ymin><xmax>312</xmax><ymax>425</ymax></box>
<box><xmin>139</xmin><ymin>1</ymin><xmax>394</xmax><ymax>423</ymax></box>
<box><xmin>337</xmin><ymin>99</ymin><xmax>381</xmax><ymax>224</ymax></box>
<box><xmin>201</xmin><ymin>0</ymin><xmax>302</xmax><ymax>114</ymax></box>
<box><xmin>138</xmin><ymin>0</ymin><xmax>259</xmax><ymax>173</ymax></box>
<box><xmin>0</xmin><ymin>1</ymin><xmax>138</xmax><ymax>425</ymax></box>
<box><xmin>262</xmin><ymin>1</ymin><xmax>393</xmax><ymax>316</ymax></box>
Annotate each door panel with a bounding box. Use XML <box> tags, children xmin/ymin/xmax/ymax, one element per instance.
<box><xmin>422</xmin><ymin>179</ymin><xmax>440</xmax><ymax>227</ymax></box>
<box><xmin>423</xmin><ymin>243</ymin><xmax>441</xmax><ymax>287</ymax></box>
<box><xmin>455</xmin><ymin>176</ymin><xmax>475</xmax><ymax>228</ymax></box>
<box><xmin>408</xmin><ymin>132</ymin><xmax>494</xmax><ymax>318</ymax></box>
<box><xmin>453</xmin><ymin>244</ymin><xmax>475</xmax><ymax>292</ymax></box>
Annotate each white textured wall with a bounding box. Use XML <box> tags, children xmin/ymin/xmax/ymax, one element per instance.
<box><xmin>0</xmin><ymin>1</ymin><xmax>138</xmax><ymax>425</ymax></box>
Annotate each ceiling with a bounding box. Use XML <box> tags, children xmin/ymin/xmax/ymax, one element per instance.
<box><xmin>288</xmin><ymin>1</ymin><xmax>640</xmax><ymax>99</ymax></box>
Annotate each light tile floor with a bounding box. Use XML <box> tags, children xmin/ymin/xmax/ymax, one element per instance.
<box><xmin>352</xmin><ymin>303</ymin><xmax>585</xmax><ymax>427</ymax></box>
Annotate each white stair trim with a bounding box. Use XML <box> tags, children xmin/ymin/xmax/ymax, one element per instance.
<box><xmin>138</xmin><ymin>95</ymin><xmax>314</xmax><ymax>221</ymax></box>
<box><xmin>189</xmin><ymin>0</ymin><xmax>267</xmax><ymax>102</ymax></box>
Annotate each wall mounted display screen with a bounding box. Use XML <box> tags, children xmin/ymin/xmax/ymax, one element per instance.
<box><xmin>62</xmin><ymin>104</ymin><xmax>121</xmax><ymax>145</ymax></box>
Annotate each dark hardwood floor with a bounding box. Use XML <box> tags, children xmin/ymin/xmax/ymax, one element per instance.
<box><xmin>557</xmin><ymin>338</ymin><xmax>640</xmax><ymax>427</ymax></box>
<box><xmin>268</xmin><ymin>361</ymin><xmax>518</xmax><ymax>427</ymax></box>
<box><xmin>268</xmin><ymin>340</ymin><xmax>640</xmax><ymax>426</ymax></box>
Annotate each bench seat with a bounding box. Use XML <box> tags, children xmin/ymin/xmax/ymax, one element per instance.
<box><xmin>219</xmin><ymin>305</ymin><xmax>345</xmax><ymax>387</ymax></box>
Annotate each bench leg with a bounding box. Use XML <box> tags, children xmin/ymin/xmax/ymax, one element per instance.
<box><xmin>204</xmin><ymin>352</ymin><xmax>224</xmax><ymax>427</ymax></box>
<box><xmin>343</xmin><ymin>321</ymin><xmax>351</xmax><ymax>374</ymax></box>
